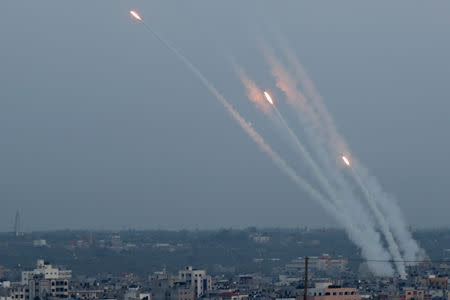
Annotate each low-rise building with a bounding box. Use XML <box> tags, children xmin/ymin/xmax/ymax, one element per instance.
<box><xmin>307</xmin><ymin>285</ymin><xmax>361</xmax><ymax>300</ymax></box>
<box><xmin>179</xmin><ymin>266</ymin><xmax>211</xmax><ymax>298</ymax></box>
<box><xmin>381</xmin><ymin>289</ymin><xmax>424</xmax><ymax>300</ymax></box>
<box><xmin>21</xmin><ymin>260</ymin><xmax>71</xmax><ymax>285</ymax></box>
<box><xmin>124</xmin><ymin>287</ymin><xmax>151</xmax><ymax>300</ymax></box>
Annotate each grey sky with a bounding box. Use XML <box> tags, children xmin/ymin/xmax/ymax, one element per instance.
<box><xmin>1</xmin><ymin>1</ymin><xmax>449</xmax><ymax>231</ymax></box>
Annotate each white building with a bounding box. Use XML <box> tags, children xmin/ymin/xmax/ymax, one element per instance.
<box><xmin>33</xmin><ymin>239</ymin><xmax>48</xmax><ymax>247</ymax></box>
<box><xmin>178</xmin><ymin>266</ymin><xmax>211</xmax><ymax>298</ymax></box>
<box><xmin>21</xmin><ymin>259</ymin><xmax>72</xmax><ymax>285</ymax></box>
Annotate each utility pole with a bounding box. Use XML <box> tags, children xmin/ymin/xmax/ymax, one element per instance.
<box><xmin>304</xmin><ymin>256</ymin><xmax>309</xmax><ymax>300</ymax></box>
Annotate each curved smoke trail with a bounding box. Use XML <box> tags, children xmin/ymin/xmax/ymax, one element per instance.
<box><xmin>281</xmin><ymin>43</ymin><xmax>424</xmax><ymax>263</ymax></box>
<box><xmin>266</xmin><ymin>40</ymin><xmax>424</xmax><ymax>273</ymax></box>
<box><xmin>233</xmin><ymin>62</ymin><xmax>394</xmax><ymax>276</ymax></box>
<box><xmin>130</xmin><ymin>10</ymin><xmax>408</xmax><ymax>275</ymax></box>
<box><xmin>262</xmin><ymin>47</ymin><xmax>407</xmax><ymax>276</ymax></box>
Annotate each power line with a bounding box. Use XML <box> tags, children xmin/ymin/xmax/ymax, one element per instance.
<box><xmin>316</xmin><ymin>257</ymin><xmax>449</xmax><ymax>264</ymax></box>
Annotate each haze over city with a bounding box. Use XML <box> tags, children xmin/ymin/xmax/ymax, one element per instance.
<box><xmin>1</xmin><ymin>1</ymin><xmax>449</xmax><ymax>233</ymax></box>
<box><xmin>4</xmin><ymin>3</ymin><xmax>450</xmax><ymax>300</ymax></box>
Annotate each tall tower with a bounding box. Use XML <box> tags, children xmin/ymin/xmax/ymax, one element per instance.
<box><xmin>14</xmin><ymin>210</ymin><xmax>21</xmax><ymax>236</ymax></box>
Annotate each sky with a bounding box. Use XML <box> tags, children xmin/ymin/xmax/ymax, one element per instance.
<box><xmin>0</xmin><ymin>1</ymin><xmax>449</xmax><ymax>231</ymax></box>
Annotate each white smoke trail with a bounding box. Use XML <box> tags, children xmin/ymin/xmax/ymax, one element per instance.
<box><xmin>135</xmin><ymin>19</ymin><xmax>337</xmax><ymax>215</ymax></box>
<box><xmin>262</xmin><ymin>46</ymin><xmax>407</xmax><ymax>276</ymax></box>
<box><xmin>279</xmin><ymin>44</ymin><xmax>349</xmax><ymax>155</ymax></box>
<box><xmin>233</xmin><ymin>61</ymin><xmax>272</xmax><ymax>115</ymax></box>
<box><xmin>275</xmin><ymin>42</ymin><xmax>423</xmax><ymax>272</ymax></box>
<box><xmin>232</xmin><ymin>62</ymin><xmax>293</xmax><ymax>141</ymax></box>
<box><xmin>231</xmin><ymin>99</ymin><xmax>395</xmax><ymax>276</ymax></box>
<box><xmin>354</xmin><ymin>163</ymin><xmax>425</xmax><ymax>262</ymax></box>
<box><xmin>234</xmin><ymin>62</ymin><xmax>338</xmax><ymax>202</ymax></box>
<box><xmin>347</xmin><ymin>164</ymin><xmax>406</xmax><ymax>275</ymax></box>
<box><xmin>233</xmin><ymin>63</ymin><xmax>394</xmax><ymax>276</ymax></box>
<box><xmin>132</xmin><ymin>16</ymin><xmax>337</xmax><ymax>214</ymax></box>
<box><xmin>272</xmin><ymin>103</ymin><xmax>338</xmax><ymax>201</ymax></box>
<box><xmin>281</xmin><ymin>43</ymin><xmax>424</xmax><ymax>263</ymax></box>
<box><xmin>131</xmin><ymin>15</ymin><xmax>395</xmax><ymax>276</ymax></box>
<box><xmin>230</xmin><ymin>102</ymin><xmax>395</xmax><ymax>276</ymax></box>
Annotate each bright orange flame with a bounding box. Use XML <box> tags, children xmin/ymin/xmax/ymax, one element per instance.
<box><xmin>342</xmin><ymin>155</ymin><xmax>350</xmax><ymax>166</ymax></box>
<box><xmin>264</xmin><ymin>91</ymin><xmax>274</xmax><ymax>105</ymax></box>
<box><xmin>130</xmin><ymin>10</ymin><xmax>142</xmax><ymax>21</ymax></box>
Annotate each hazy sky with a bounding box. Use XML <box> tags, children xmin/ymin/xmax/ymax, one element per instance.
<box><xmin>1</xmin><ymin>1</ymin><xmax>449</xmax><ymax>231</ymax></box>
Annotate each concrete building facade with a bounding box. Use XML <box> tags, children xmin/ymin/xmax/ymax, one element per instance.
<box><xmin>178</xmin><ymin>267</ymin><xmax>211</xmax><ymax>298</ymax></box>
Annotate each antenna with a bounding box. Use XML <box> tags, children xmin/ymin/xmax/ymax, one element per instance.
<box><xmin>14</xmin><ymin>210</ymin><xmax>21</xmax><ymax>236</ymax></box>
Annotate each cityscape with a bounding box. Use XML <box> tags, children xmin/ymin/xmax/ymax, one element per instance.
<box><xmin>1</xmin><ymin>228</ymin><xmax>450</xmax><ymax>300</ymax></box>
<box><xmin>2</xmin><ymin>1</ymin><xmax>450</xmax><ymax>300</ymax></box>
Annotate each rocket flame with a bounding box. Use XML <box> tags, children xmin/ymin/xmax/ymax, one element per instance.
<box><xmin>264</xmin><ymin>91</ymin><xmax>274</xmax><ymax>105</ymax></box>
<box><xmin>130</xmin><ymin>10</ymin><xmax>142</xmax><ymax>21</ymax></box>
<box><xmin>342</xmin><ymin>155</ymin><xmax>350</xmax><ymax>166</ymax></box>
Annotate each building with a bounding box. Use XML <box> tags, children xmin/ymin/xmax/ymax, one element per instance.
<box><xmin>148</xmin><ymin>275</ymin><xmax>194</xmax><ymax>300</ymax></box>
<box><xmin>306</xmin><ymin>285</ymin><xmax>361</xmax><ymax>300</ymax></box>
<box><xmin>238</xmin><ymin>275</ymin><xmax>253</xmax><ymax>285</ymax></box>
<box><xmin>28</xmin><ymin>275</ymin><xmax>52</xmax><ymax>299</ymax></box>
<box><xmin>285</xmin><ymin>255</ymin><xmax>347</xmax><ymax>276</ymax></box>
<box><xmin>8</xmin><ymin>259</ymin><xmax>73</xmax><ymax>300</ymax></box>
<box><xmin>214</xmin><ymin>292</ymin><xmax>248</xmax><ymax>300</ymax></box>
<box><xmin>69</xmin><ymin>288</ymin><xmax>106</xmax><ymax>300</ymax></box>
<box><xmin>22</xmin><ymin>260</ymin><xmax>71</xmax><ymax>285</ymax></box>
<box><xmin>316</xmin><ymin>255</ymin><xmax>348</xmax><ymax>272</ymax></box>
<box><xmin>381</xmin><ymin>289</ymin><xmax>424</xmax><ymax>300</ymax></box>
<box><xmin>110</xmin><ymin>235</ymin><xmax>122</xmax><ymax>249</ymax></box>
<box><xmin>178</xmin><ymin>266</ymin><xmax>211</xmax><ymax>298</ymax></box>
<box><xmin>124</xmin><ymin>286</ymin><xmax>151</xmax><ymax>300</ymax></box>
<box><xmin>33</xmin><ymin>240</ymin><xmax>48</xmax><ymax>248</ymax></box>
<box><xmin>169</xmin><ymin>281</ymin><xmax>194</xmax><ymax>300</ymax></box>
<box><xmin>250</xmin><ymin>234</ymin><xmax>270</xmax><ymax>243</ymax></box>
<box><xmin>7</xmin><ymin>284</ymin><xmax>27</xmax><ymax>300</ymax></box>
<box><xmin>19</xmin><ymin>274</ymin><xmax>69</xmax><ymax>299</ymax></box>
<box><xmin>425</xmin><ymin>275</ymin><xmax>447</xmax><ymax>289</ymax></box>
